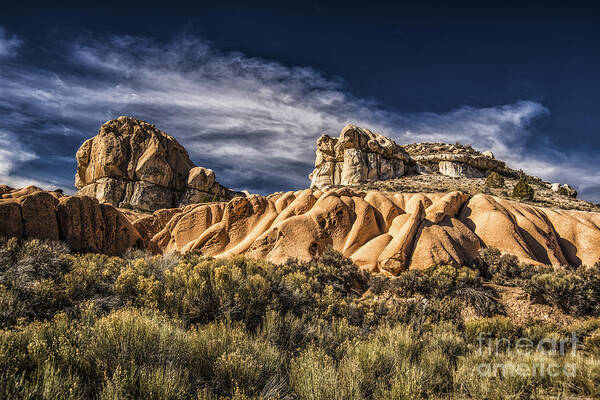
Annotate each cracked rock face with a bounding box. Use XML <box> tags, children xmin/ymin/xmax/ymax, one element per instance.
<box><xmin>309</xmin><ymin>124</ymin><xmax>410</xmax><ymax>188</ymax></box>
<box><xmin>310</xmin><ymin>126</ymin><xmax>507</xmax><ymax>188</ymax></box>
<box><xmin>75</xmin><ymin>116</ymin><xmax>240</xmax><ymax>211</ymax></box>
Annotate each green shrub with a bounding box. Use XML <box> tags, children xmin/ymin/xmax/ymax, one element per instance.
<box><xmin>0</xmin><ymin>307</ymin><xmax>284</xmax><ymax>399</ymax></box>
<box><xmin>485</xmin><ymin>171</ymin><xmax>505</xmax><ymax>188</ymax></box>
<box><xmin>557</xmin><ymin>185</ymin><xmax>577</xmax><ymax>198</ymax></box>
<box><xmin>0</xmin><ymin>238</ymin><xmax>71</xmax><ymax>327</ymax></box>
<box><xmin>290</xmin><ymin>346</ymin><xmax>358</xmax><ymax>400</ymax></box>
<box><xmin>584</xmin><ymin>329</ymin><xmax>600</xmax><ymax>354</ymax></box>
<box><xmin>453</xmin><ymin>351</ymin><xmax>570</xmax><ymax>399</ymax></box>
<box><xmin>3</xmin><ymin>238</ymin><xmax>600</xmax><ymax>398</ymax></box>
<box><xmin>464</xmin><ymin>316</ymin><xmax>519</xmax><ymax>344</ymax></box>
<box><xmin>475</xmin><ymin>247</ymin><xmax>553</xmax><ymax>285</ymax></box>
<box><xmin>513</xmin><ymin>177</ymin><xmax>535</xmax><ymax>200</ymax></box>
<box><xmin>391</xmin><ymin>264</ymin><xmax>500</xmax><ymax>316</ymax></box>
<box><xmin>525</xmin><ymin>268</ymin><xmax>600</xmax><ymax>316</ymax></box>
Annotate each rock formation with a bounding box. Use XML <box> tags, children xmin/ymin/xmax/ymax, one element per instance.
<box><xmin>309</xmin><ymin>125</ymin><xmax>410</xmax><ymax>189</ymax></box>
<box><xmin>309</xmin><ymin>126</ymin><xmax>507</xmax><ymax>189</ymax></box>
<box><xmin>0</xmin><ymin>186</ymin><xmax>142</xmax><ymax>255</ymax></box>
<box><xmin>146</xmin><ymin>188</ymin><xmax>600</xmax><ymax>270</ymax></box>
<box><xmin>2</xmin><ymin>120</ymin><xmax>594</xmax><ymax>272</ymax></box>
<box><xmin>551</xmin><ymin>183</ymin><xmax>577</xmax><ymax>198</ymax></box>
<box><xmin>76</xmin><ymin>116</ymin><xmax>240</xmax><ymax>212</ymax></box>
<box><xmin>403</xmin><ymin>142</ymin><xmax>506</xmax><ymax>178</ymax></box>
<box><xmin>2</xmin><ymin>185</ymin><xmax>599</xmax><ymax>272</ymax></box>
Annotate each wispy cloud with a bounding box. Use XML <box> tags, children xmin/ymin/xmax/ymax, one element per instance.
<box><xmin>0</xmin><ymin>131</ymin><xmax>44</xmax><ymax>188</ymax></box>
<box><xmin>0</xmin><ymin>27</ymin><xmax>21</xmax><ymax>57</ymax></box>
<box><xmin>0</xmin><ymin>29</ymin><xmax>597</xmax><ymax>201</ymax></box>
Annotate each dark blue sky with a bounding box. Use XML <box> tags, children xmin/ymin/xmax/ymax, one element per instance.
<box><xmin>1</xmin><ymin>1</ymin><xmax>599</xmax><ymax>200</ymax></box>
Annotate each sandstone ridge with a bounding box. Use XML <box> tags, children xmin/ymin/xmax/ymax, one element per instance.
<box><xmin>3</xmin><ymin>185</ymin><xmax>599</xmax><ymax>272</ymax></box>
<box><xmin>76</xmin><ymin>116</ymin><xmax>240</xmax><ymax>212</ymax></box>
<box><xmin>140</xmin><ymin>188</ymin><xmax>600</xmax><ymax>272</ymax></box>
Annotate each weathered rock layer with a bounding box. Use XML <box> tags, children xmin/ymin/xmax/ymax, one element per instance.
<box><xmin>136</xmin><ymin>188</ymin><xmax>600</xmax><ymax>272</ymax></box>
<box><xmin>309</xmin><ymin>125</ymin><xmax>509</xmax><ymax>189</ymax></box>
<box><xmin>0</xmin><ymin>186</ymin><xmax>142</xmax><ymax>255</ymax></box>
<box><xmin>2</xmin><ymin>186</ymin><xmax>599</xmax><ymax>271</ymax></box>
<box><xmin>76</xmin><ymin>116</ymin><xmax>240</xmax><ymax>211</ymax></box>
<box><xmin>309</xmin><ymin>125</ymin><xmax>410</xmax><ymax>188</ymax></box>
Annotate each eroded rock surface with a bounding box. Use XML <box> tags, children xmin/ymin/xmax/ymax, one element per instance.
<box><xmin>138</xmin><ymin>188</ymin><xmax>600</xmax><ymax>273</ymax></box>
<box><xmin>3</xmin><ymin>186</ymin><xmax>599</xmax><ymax>272</ymax></box>
<box><xmin>309</xmin><ymin>126</ymin><xmax>509</xmax><ymax>189</ymax></box>
<box><xmin>76</xmin><ymin>116</ymin><xmax>240</xmax><ymax>211</ymax></box>
<box><xmin>404</xmin><ymin>142</ymin><xmax>506</xmax><ymax>177</ymax></box>
<box><xmin>0</xmin><ymin>186</ymin><xmax>142</xmax><ymax>255</ymax></box>
<box><xmin>309</xmin><ymin>125</ymin><xmax>410</xmax><ymax>189</ymax></box>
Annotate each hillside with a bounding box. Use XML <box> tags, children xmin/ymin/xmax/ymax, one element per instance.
<box><xmin>2</xmin><ymin>119</ymin><xmax>599</xmax><ymax>273</ymax></box>
<box><xmin>2</xmin><ymin>118</ymin><xmax>600</xmax><ymax>400</ymax></box>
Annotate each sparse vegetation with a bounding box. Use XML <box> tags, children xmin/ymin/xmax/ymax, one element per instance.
<box><xmin>485</xmin><ymin>171</ymin><xmax>505</xmax><ymax>188</ymax></box>
<box><xmin>475</xmin><ymin>247</ymin><xmax>600</xmax><ymax>317</ymax></box>
<box><xmin>354</xmin><ymin>173</ymin><xmax>599</xmax><ymax>212</ymax></box>
<box><xmin>512</xmin><ymin>177</ymin><xmax>535</xmax><ymax>200</ymax></box>
<box><xmin>1</xmin><ymin>238</ymin><xmax>600</xmax><ymax>399</ymax></box>
<box><xmin>558</xmin><ymin>185</ymin><xmax>578</xmax><ymax>198</ymax></box>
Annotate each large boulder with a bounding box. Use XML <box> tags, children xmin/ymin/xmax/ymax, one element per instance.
<box><xmin>76</xmin><ymin>116</ymin><xmax>240</xmax><ymax>211</ymax></box>
<box><xmin>309</xmin><ymin>124</ymin><xmax>410</xmax><ymax>189</ymax></box>
<box><xmin>18</xmin><ymin>191</ymin><xmax>60</xmax><ymax>241</ymax></box>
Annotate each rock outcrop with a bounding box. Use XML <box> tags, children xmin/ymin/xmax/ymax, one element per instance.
<box><xmin>551</xmin><ymin>183</ymin><xmax>577</xmax><ymax>198</ymax></box>
<box><xmin>76</xmin><ymin>116</ymin><xmax>240</xmax><ymax>212</ymax></box>
<box><xmin>0</xmin><ymin>186</ymin><xmax>142</xmax><ymax>255</ymax></box>
<box><xmin>309</xmin><ymin>125</ymin><xmax>410</xmax><ymax>189</ymax></box>
<box><xmin>309</xmin><ymin>126</ymin><xmax>508</xmax><ymax>189</ymax></box>
<box><xmin>2</xmin><ymin>186</ymin><xmax>600</xmax><ymax>272</ymax></box>
<box><xmin>404</xmin><ymin>142</ymin><xmax>506</xmax><ymax>178</ymax></box>
<box><xmin>137</xmin><ymin>188</ymin><xmax>600</xmax><ymax>272</ymax></box>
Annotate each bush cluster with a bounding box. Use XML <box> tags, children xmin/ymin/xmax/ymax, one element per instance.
<box><xmin>512</xmin><ymin>177</ymin><xmax>535</xmax><ymax>200</ymax></box>
<box><xmin>1</xmin><ymin>238</ymin><xmax>600</xmax><ymax>399</ymax></box>
<box><xmin>475</xmin><ymin>247</ymin><xmax>600</xmax><ymax>317</ymax></box>
<box><xmin>485</xmin><ymin>171</ymin><xmax>505</xmax><ymax>188</ymax></box>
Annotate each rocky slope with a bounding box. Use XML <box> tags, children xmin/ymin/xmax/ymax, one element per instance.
<box><xmin>76</xmin><ymin>116</ymin><xmax>240</xmax><ymax>212</ymax></box>
<box><xmin>3</xmin><ymin>185</ymin><xmax>600</xmax><ymax>272</ymax></box>
<box><xmin>309</xmin><ymin>125</ymin><xmax>576</xmax><ymax>191</ymax></box>
<box><xmin>2</xmin><ymin>120</ymin><xmax>597</xmax><ymax>272</ymax></box>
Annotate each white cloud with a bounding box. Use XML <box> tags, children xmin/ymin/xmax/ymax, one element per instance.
<box><xmin>0</xmin><ymin>32</ymin><xmax>598</xmax><ymax>201</ymax></box>
<box><xmin>0</xmin><ymin>131</ymin><xmax>44</xmax><ymax>188</ymax></box>
<box><xmin>0</xmin><ymin>27</ymin><xmax>21</xmax><ymax>57</ymax></box>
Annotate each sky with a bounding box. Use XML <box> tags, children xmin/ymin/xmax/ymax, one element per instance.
<box><xmin>1</xmin><ymin>1</ymin><xmax>599</xmax><ymax>201</ymax></box>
